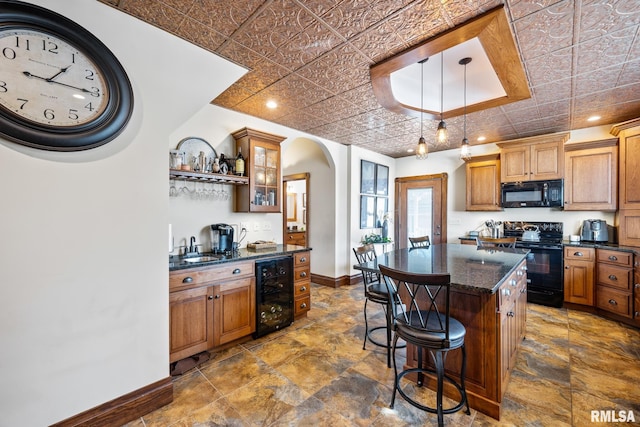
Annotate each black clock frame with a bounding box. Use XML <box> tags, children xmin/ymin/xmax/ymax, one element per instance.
<box><xmin>0</xmin><ymin>1</ymin><xmax>133</xmax><ymax>151</ymax></box>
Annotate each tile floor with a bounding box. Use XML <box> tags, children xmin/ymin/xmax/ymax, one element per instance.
<box><xmin>127</xmin><ymin>283</ymin><xmax>640</xmax><ymax>426</ymax></box>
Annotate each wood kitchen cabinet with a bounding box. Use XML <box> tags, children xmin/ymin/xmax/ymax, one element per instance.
<box><xmin>293</xmin><ymin>251</ymin><xmax>311</xmax><ymax>318</ymax></box>
<box><xmin>497</xmin><ymin>133</ymin><xmax>568</xmax><ymax>183</ymax></box>
<box><xmin>233</xmin><ymin>127</ymin><xmax>286</xmax><ymax>213</ymax></box>
<box><xmin>596</xmin><ymin>249</ymin><xmax>633</xmax><ymax>318</ymax></box>
<box><xmin>169</xmin><ymin>260</ymin><xmax>255</xmax><ymax>362</ymax></box>
<box><xmin>563</xmin><ymin>139</ymin><xmax>618</xmax><ymax>211</ymax></box>
<box><xmin>634</xmin><ymin>266</ymin><xmax>640</xmax><ymax>326</ymax></box>
<box><xmin>563</xmin><ymin>246</ymin><xmax>595</xmax><ymax>306</ymax></box>
<box><xmin>464</xmin><ymin>153</ymin><xmax>502</xmax><ymax>211</ymax></box>
<box><xmin>169</xmin><ymin>286</ymin><xmax>214</xmax><ymax>363</ymax></box>
<box><xmin>212</xmin><ymin>277</ymin><xmax>255</xmax><ymax>346</ymax></box>
<box><xmin>611</xmin><ymin>118</ymin><xmax>640</xmax><ymax>246</ymax></box>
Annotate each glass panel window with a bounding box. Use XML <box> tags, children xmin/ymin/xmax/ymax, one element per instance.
<box><xmin>406</xmin><ymin>187</ymin><xmax>433</xmax><ymax>248</ymax></box>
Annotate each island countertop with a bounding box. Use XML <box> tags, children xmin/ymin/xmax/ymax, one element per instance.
<box><xmin>354</xmin><ymin>244</ymin><xmax>529</xmax><ymax>294</ymax></box>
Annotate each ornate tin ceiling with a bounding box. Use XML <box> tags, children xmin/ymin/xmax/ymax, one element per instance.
<box><xmin>100</xmin><ymin>0</ymin><xmax>640</xmax><ymax>158</ymax></box>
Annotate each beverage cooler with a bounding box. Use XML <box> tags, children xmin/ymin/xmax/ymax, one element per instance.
<box><xmin>254</xmin><ymin>257</ymin><xmax>294</xmax><ymax>338</ymax></box>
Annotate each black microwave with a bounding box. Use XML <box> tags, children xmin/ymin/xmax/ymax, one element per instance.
<box><xmin>501</xmin><ymin>179</ymin><xmax>563</xmax><ymax>208</ymax></box>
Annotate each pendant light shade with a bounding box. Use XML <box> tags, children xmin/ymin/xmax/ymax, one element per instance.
<box><xmin>459</xmin><ymin>57</ymin><xmax>472</xmax><ymax>160</ymax></box>
<box><xmin>436</xmin><ymin>52</ymin><xmax>448</xmax><ymax>145</ymax></box>
<box><xmin>416</xmin><ymin>58</ymin><xmax>428</xmax><ymax>159</ymax></box>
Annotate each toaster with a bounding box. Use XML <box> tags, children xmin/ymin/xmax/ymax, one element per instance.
<box><xmin>580</xmin><ymin>219</ymin><xmax>608</xmax><ymax>242</ymax></box>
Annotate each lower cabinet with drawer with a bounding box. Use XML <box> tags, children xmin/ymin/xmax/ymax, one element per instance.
<box><xmin>169</xmin><ymin>260</ymin><xmax>255</xmax><ymax>363</ymax></box>
<box><xmin>293</xmin><ymin>251</ymin><xmax>311</xmax><ymax>318</ymax></box>
<box><xmin>564</xmin><ymin>247</ymin><xmax>595</xmax><ymax>306</ymax></box>
<box><xmin>596</xmin><ymin>249</ymin><xmax>633</xmax><ymax>318</ymax></box>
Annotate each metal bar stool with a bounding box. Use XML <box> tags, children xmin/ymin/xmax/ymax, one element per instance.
<box><xmin>380</xmin><ymin>264</ymin><xmax>470</xmax><ymax>427</ymax></box>
<box><xmin>353</xmin><ymin>244</ymin><xmax>404</xmax><ymax>368</ymax></box>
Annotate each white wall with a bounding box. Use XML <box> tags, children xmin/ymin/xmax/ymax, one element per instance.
<box><xmin>0</xmin><ymin>1</ymin><xmax>245</xmax><ymax>425</ymax></box>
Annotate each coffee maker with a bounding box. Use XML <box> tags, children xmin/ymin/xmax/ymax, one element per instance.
<box><xmin>211</xmin><ymin>224</ymin><xmax>234</xmax><ymax>254</ymax></box>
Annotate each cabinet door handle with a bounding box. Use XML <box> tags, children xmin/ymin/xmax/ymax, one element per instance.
<box><xmin>300</xmin><ymin>302</ymin><xmax>307</xmax><ymax>309</ymax></box>
<box><xmin>608</xmin><ymin>274</ymin><xmax>617</xmax><ymax>281</ymax></box>
<box><xmin>635</xmin><ymin>283</ymin><xmax>640</xmax><ymax>289</ymax></box>
<box><xmin>289</xmin><ymin>235</ymin><xmax>293</xmax><ymax>239</ymax></box>
<box><xmin>507</xmin><ymin>311</ymin><xmax>515</xmax><ymax>317</ymax></box>
<box><xmin>503</xmin><ymin>289</ymin><xmax>511</xmax><ymax>296</ymax></box>
<box><xmin>300</xmin><ymin>271</ymin><xmax>307</xmax><ymax>278</ymax></box>
<box><xmin>215</xmin><ymin>294</ymin><xmax>221</xmax><ymax>299</ymax></box>
<box><xmin>182</xmin><ymin>276</ymin><xmax>193</xmax><ymax>283</ymax></box>
<box><xmin>208</xmin><ymin>295</ymin><xmax>214</xmax><ymax>300</ymax></box>
<box><xmin>300</xmin><ymin>257</ymin><xmax>307</xmax><ymax>263</ymax></box>
<box><xmin>574</xmin><ymin>252</ymin><xmax>583</xmax><ymax>257</ymax></box>
<box><xmin>565</xmin><ymin>266</ymin><xmax>570</xmax><ymax>269</ymax></box>
<box><xmin>233</xmin><ymin>268</ymin><xmax>241</xmax><ymax>274</ymax></box>
<box><xmin>608</xmin><ymin>299</ymin><xmax>617</xmax><ymax>306</ymax></box>
<box><xmin>300</xmin><ymin>286</ymin><xmax>307</xmax><ymax>292</ymax></box>
<box><xmin>517</xmin><ymin>270</ymin><xmax>524</xmax><ymax>276</ymax></box>
<box><xmin>608</xmin><ymin>255</ymin><xmax>618</xmax><ymax>261</ymax></box>
<box><xmin>509</xmin><ymin>279</ymin><xmax>517</xmax><ymax>287</ymax></box>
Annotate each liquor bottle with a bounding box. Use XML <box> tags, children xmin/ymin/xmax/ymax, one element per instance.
<box><xmin>235</xmin><ymin>147</ymin><xmax>245</xmax><ymax>176</ymax></box>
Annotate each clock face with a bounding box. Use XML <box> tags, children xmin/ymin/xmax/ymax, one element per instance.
<box><xmin>0</xmin><ymin>28</ymin><xmax>110</xmax><ymax>127</ymax></box>
<box><xmin>0</xmin><ymin>0</ymin><xmax>133</xmax><ymax>151</ymax></box>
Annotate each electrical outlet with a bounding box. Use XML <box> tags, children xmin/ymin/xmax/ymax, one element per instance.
<box><xmin>253</xmin><ymin>222</ymin><xmax>260</xmax><ymax>232</ymax></box>
<box><xmin>450</xmin><ymin>218</ymin><xmax>461</xmax><ymax>225</ymax></box>
<box><xmin>240</xmin><ymin>222</ymin><xmax>249</xmax><ymax>231</ymax></box>
<box><xmin>262</xmin><ymin>221</ymin><xmax>271</xmax><ymax>231</ymax></box>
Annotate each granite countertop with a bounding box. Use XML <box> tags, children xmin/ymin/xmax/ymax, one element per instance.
<box><xmin>354</xmin><ymin>244</ymin><xmax>529</xmax><ymax>294</ymax></box>
<box><xmin>562</xmin><ymin>240</ymin><xmax>639</xmax><ymax>255</ymax></box>
<box><xmin>169</xmin><ymin>244</ymin><xmax>311</xmax><ymax>271</ymax></box>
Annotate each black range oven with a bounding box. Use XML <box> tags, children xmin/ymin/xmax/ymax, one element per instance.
<box><xmin>503</xmin><ymin>221</ymin><xmax>564</xmax><ymax>308</ymax></box>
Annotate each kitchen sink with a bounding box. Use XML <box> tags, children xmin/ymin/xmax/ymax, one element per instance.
<box><xmin>181</xmin><ymin>255</ymin><xmax>221</xmax><ymax>263</ymax></box>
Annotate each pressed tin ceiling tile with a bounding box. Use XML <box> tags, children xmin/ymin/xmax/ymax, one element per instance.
<box><xmin>176</xmin><ymin>17</ymin><xmax>228</xmax><ymax>53</ymax></box>
<box><xmin>576</xmin><ymin>27</ymin><xmax>637</xmax><ymax>73</ymax></box>
<box><xmin>513</xmin><ymin>1</ymin><xmax>574</xmax><ymax>61</ymax></box>
<box><xmin>100</xmin><ymin>0</ymin><xmax>640</xmax><ymax>158</ymax></box>
<box><xmin>121</xmin><ymin>0</ymin><xmax>186</xmax><ymax>34</ymax></box>
<box><xmin>579</xmin><ymin>0</ymin><xmax>640</xmax><ymax>42</ymax></box>
<box><xmin>188</xmin><ymin>0</ymin><xmax>263</xmax><ymax>35</ymax></box>
<box><xmin>318</xmin><ymin>0</ymin><xmax>382</xmax><ymax>39</ymax></box>
<box><xmin>349</xmin><ymin>22</ymin><xmax>408</xmax><ymax>63</ymax></box>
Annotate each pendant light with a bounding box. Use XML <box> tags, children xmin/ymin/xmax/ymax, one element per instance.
<box><xmin>435</xmin><ymin>51</ymin><xmax>448</xmax><ymax>144</ymax></box>
<box><xmin>459</xmin><ymin>57</ymin><xmax>472</xmax><ymax>160</ymax></box>
<box><xmin>416</xmin><ymin>58</ymin><xmax>428</xmax><ymax>159</ymax></box>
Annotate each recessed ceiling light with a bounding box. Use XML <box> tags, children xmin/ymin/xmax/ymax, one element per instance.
<box><xmin>587</xmin><ymin>115</ymin><xmax>601</xmax><ymax>122</ymax></box>
<box><xmin>266</xmin><ymin>100</ymin><xmax>278</xmax><ymax>109</ymax></box>
<box><xmin>477</xmin><ymin>136</ymin><xmax>486</xmax><ymax>141</ymax></box>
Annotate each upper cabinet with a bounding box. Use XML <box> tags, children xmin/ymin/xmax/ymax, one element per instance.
<box><xmin>611</xmin><ymin>119</ymin><xmax>640</xmax><ymax>210</ymax></box>
<box><xmin>611</xmin><ymin>118</ymin><xmax>640</xmax><ymax>247</ymax></box>
<box><xmin>563</xmin><ymin>139</ymin><xmax>618</xmax><ymax>211</ymax></box>
<box><xmin>497</xmin><ymin>133</ymin><xmax>568</xmax><ymax>183</ymax></box>
<box><xmin>464</xmin><ymin>153</ymin><xmax>502</xmax><ymax>211</ymax></box>
<box><xmin>233</xmin><ymin>128</ymin><xmax>286</xmax><ymax>213</ymax></box>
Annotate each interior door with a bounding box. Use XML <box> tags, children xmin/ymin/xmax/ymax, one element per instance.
<box><xmin>395</xmin><ymin>174</ymin><xmax>447</xmax><ymax>248</ymax></box>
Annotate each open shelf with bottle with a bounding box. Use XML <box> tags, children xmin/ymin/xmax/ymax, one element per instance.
<box><xmin>169</xmin><ymin>169</ymin><xmax>248</xmax><ymax>185</ymax></box>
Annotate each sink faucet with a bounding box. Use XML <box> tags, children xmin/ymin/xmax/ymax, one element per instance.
<box><xmin>186</xmin><ymin>236</ymin><xmax>198</xmax><ymax>255</ymax></box>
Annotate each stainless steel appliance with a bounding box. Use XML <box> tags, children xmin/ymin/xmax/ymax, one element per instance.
<box><xmin>580</xmin><ymin>219</ymin><xmax>609</xmax><ymax>242</ymax></box>
<box><xmin>254</xmin><ymin>257</ymin><xmax>294</xmax><ymax>338</ymax></box>
<box><xmin>501</xmin><ymin>179</ymin><xmax>563</xmax><ymax>208</ymax></box>
<box><xmin>503</xmin><ymin>221</ymin><xmax>564</xmax><ymax>308</ymax></box>
<box><xmin>210</xmin><ymin>223</ymin><xmax>234</xmax><ymax>254</ymax></box>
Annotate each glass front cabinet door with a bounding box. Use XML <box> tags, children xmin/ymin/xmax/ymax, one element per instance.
<box><xmin>233</xmin><ymin>127</ymin><xmax>285</xmax><ymax>213</ymax></box>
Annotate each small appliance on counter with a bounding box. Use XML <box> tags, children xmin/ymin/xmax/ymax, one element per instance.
<box><xmin>211</xmin><ymin>223</ymin><xmax>234</xmax><ymax>254</ymax></box>
<box><xmin>580</xmin><ymin>219</ymin><xmax>609</xmax><ymax>242</ymax></box>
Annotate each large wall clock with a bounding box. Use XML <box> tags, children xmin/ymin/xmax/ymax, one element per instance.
<box><xmin>0</xmin><ymin>1</ymin><xmax>133</xmax><ymax>151</ymax></box>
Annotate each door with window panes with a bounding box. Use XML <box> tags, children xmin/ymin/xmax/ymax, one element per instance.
<box><xmin>395</xmin><ymin>174</ymin><xmax>447</xmax><ymax>248</ymax></box>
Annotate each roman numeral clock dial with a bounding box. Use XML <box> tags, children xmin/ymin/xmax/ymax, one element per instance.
<box><xmin>0</xmin><ymin>1</ymin><xmax>133</xmax><ymax>151</ymax></box>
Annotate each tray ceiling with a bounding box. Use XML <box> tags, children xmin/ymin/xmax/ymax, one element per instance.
<box><xmin>101</xmin><ymin>0</ymin><xmax>640</xmax><ymax>158</ymax></box>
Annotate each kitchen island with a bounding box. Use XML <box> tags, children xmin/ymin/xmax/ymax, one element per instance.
<box><xmin>354</xmin><ymin>244</ymin><xmax>529</xmax><ymax>420</ymax></box>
